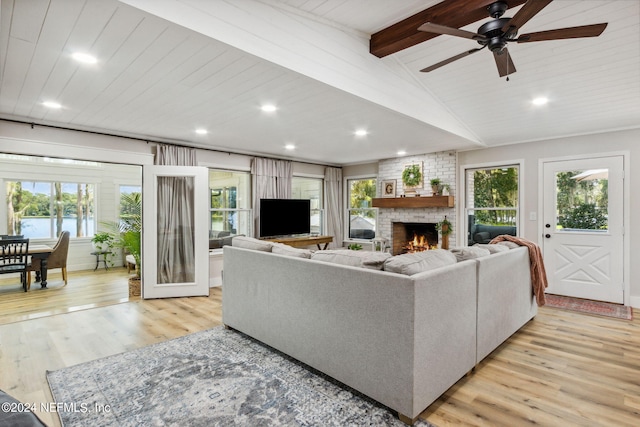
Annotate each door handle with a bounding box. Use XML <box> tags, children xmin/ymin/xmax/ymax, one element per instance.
<box><xmin>545</xmin><ymin>234</ymin><xmax>551</xmax><ymax>238</ymax></box>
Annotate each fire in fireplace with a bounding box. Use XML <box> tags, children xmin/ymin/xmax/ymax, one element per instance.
<box><xmin>403</xmin><ymin>232</ymin><xmax>437</xmax><ymax>253</ymax></box>
<box><xmin>392</xmin><ymin>222</ymin><xmax>438</xmax><ymax>255</ymax></box>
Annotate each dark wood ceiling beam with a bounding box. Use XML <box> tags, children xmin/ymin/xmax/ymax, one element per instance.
<box><xmin>370</xmin><ymin>0</ymin><xmax>527</xmax><ymax>58</ymax></box>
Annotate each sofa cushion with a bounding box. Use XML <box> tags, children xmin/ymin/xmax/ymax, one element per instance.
<box><xmin>383</xmin><ymin>249</ymin><xmax>457</xmax><ymax>276</ymax></box>
<box><xmin>271</xmin><ymin>242</ymin><xmax>312</xmax><ymax>259</ymax></box>
<box><xmin>311</xmin><ymin>250</ymin><xmax>390</xmax><ymax>270</ymax></box>
<box><xmin>496</xmin><ymin>241</ymin><xmax>520</xmax><ymax>249</ymax></box>
<box><xmin>473</xmin><ymin>243</ymin><xmax>510</xmax><ymax>254</ymax></box>
<box><xmin>231</xmin><ymin>236</ymin><xmax>273</xmax><ymax>252</ymax></box>
<box><xmin>451</xmin><ymin>247</ymin><xmax>491</xmax><ymax>261</ymax></box>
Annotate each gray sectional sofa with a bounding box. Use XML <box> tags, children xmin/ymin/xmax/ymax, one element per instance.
<box><xmin>222</xmin><ymin>238</ymin><xmax>537</xmax><ymax>425</ymax></box>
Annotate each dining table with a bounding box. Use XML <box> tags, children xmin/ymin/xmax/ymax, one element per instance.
<box><xmin>28</xmin><ymin>244</ymin><xmax>53</xmax><ymax>288</ymax></box>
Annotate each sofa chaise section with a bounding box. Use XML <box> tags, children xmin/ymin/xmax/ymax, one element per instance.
<box><xmin>475</xmin><ymin>246</ymin><xmax>538</xmax><ymax>363</ymax></box>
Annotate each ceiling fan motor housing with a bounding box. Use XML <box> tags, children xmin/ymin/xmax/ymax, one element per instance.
<box><xmin>478</xmin><ymin>17</ymin><xmax>512</xmax><ymax>51</ymax></box>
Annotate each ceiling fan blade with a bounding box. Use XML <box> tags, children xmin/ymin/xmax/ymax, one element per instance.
<box><xmin>517</xmin><ymin>23</ymin><xmax>608</xmax><ymax>42</ymax></box>
<box><xmin>493</xmin><ymin>48</ymin><xmax>516</xmax><ymax>77</ymax></box>
<box><xmin>502</xmin><ymin>0</ymin><xmax>553</xmax><ymax>35</ymax></box>
<box><xmin>418</xmin><ymin>22</ymin><xmax>486</xmax><ymax>41</ymax></box>
<box><xmin>420</xmin><ymin>47</ymin><xmax>485</xmax><ymax>72</ymax></box>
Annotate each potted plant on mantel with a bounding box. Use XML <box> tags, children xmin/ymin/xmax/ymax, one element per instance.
<box><xmin>430</xmin><ymin>178</ymin><xmax>442</xmax><ymax>196</ymax></box>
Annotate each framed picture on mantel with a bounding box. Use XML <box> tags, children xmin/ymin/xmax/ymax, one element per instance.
<box><xmin>382</xmin><ymin>180</ymin><xmax>396</xmax><ymax>198</ymax></box>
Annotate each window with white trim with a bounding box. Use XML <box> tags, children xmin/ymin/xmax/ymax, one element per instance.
<box><xmin>465</xmin><ymin>165</ymin><xmax>519</xmax><ymax>246</ymax></box>
<box><xmin>292</xmin><ymin>176</ymin><xmax>324</xmax><ymax>235</ymax></box>
<box><xmin>346</xmin><ymin>178</ymin><xmax>377</xmax><ymax>240</ymax></box>
<box><xmin>209</xmin><ymin>169</ymin><xmax>252</xmax><ymax>237</ymax></box>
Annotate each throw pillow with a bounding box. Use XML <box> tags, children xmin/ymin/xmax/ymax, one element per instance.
<box><xmin>383</xmin><ymin>249</ymin><xmax>457</xmax><ymax>276</ymax></box>
<box><xmin>311</xmin><ymin>250</ymin><xmax>391</xmax><ymax>270</ymax></box>
<box><xmin>271</xmin><ymin>242</ymin><xmax>312</xmax><ymax>259</ymax></box>
<box><xmin>450</xmin><ymin>247</ymin><xmax>491</xmax><ymax>261</ymax></box>
<box><xmin>231</xmin><ymin>236</ymin><xmax>273</xmax><ymax>252</ymax></box>
<box><xmin>473</xmin><ymin>243</ymin><xmax>510</xmax><ymax>254</ymax></box>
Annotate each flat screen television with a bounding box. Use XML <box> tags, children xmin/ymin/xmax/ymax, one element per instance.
<box><xmin>259</xmin><ymin>198</ymin><xmax>311</xmax><ymax>238</ymax></box>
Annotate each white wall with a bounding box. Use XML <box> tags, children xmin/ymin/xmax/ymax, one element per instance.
<box><xmin>458</xmin><ymin>128</ymin><xmax>640</xmax><ymax>307</ymax></box>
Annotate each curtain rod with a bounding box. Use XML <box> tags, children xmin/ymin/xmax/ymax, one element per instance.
<box><xmin>0</xmin><ymin>118</ymin><xmax>341</xmax><ymax>169</ymax></box>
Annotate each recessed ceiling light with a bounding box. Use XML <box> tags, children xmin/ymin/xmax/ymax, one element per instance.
<box><xmin>285</xmin><ymin>144</ymin><xmax>295</xmax><ymax>150</ymax></box>
<box><xmin>42</xmin><ymin>101</ymin><xmax>62</xmax><ymax>109</ymax></box>
<box><xmin>397</xmin><ymin>150</ymin><xmax>406</xmax><ymax>156</ymax></box>
<box><xmin>72</xmin><ymin>52</ymin><xmax>97</xmax><ymax>64</ymax></box>
<box><xmin>532</xmin><ymin>97</ymin><xmax>549</xmax><ymax>106</ymax></box>
<box><xmin>261</xmin><ymin>104</ymin><xmax>277</xmax><ymax>112</ymax></box>
<box><xmin>354</xmin><ymin>129</ymin><xmax>368</xmax><ymax>137</ymax></box>
<box><xmin>195</xmin><ymin>128</ymin><xmax>208</xmax><ymax>135</ymax></box>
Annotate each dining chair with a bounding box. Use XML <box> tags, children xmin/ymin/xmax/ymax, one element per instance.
<box><xmin>27</xmin><ymin>231</ymin><xmax>70</xmax><ymax>287</ymax></box>
<box><xmin>0</xmin><ymin>238</ymin><xmax>30</xmax><ymax>292</ymax></box>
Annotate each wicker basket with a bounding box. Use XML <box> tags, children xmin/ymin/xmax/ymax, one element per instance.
<box><xmin>128</xmin><ymin>277</ymin><xmax>141</xmax><ymax>297</ymax></box>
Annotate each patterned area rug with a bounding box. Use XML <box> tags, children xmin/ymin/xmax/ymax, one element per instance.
<box><xmin>47</xmin><ymin>327</ymin><xmax>434</xmax><ymax>426</ymax></box>
<box><xmin>545</xmin><ymin>294</ymin><xmax>633</xmax><ymax>320</ymax></box>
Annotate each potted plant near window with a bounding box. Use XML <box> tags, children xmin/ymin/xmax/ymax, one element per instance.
<box><xmin>90</xmin><ymin>231</ymin><xmax>115</xmax><ymax>266</ymax></box>
<box><xmin>104</xmin><ymin>193</ymin><xmax>142</xmax><ymax>296</ymax></box>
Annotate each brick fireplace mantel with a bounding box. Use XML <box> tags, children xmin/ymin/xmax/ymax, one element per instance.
<box><xmin>372</xmin><ymin>196</ymin><xmax>454</xmax><ymax>208</ymax></box>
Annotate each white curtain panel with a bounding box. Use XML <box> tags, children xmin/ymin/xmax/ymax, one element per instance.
<box><xmin>251</xmin><ymin>158</ymin><xmax>292</xmax><ymax>237</ymax></box>
<box><xmin>324</xmin><ymin>167</ymin><xmax>343</xmax><ymax>249</ymax></box>
<box><xmin>155</xmin><ymin>145</ymin><xmax>197</xmax><ymax>284</ymax></box>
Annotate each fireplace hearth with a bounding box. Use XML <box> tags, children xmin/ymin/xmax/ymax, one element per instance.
<box><xmin>392</xmin><ymin>222</ymin><xmax>438</xmax><ymax>255</ymax></box>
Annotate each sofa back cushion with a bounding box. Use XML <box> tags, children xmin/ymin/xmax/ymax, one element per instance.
<box><xmin>271</xmin><ymin>242</ymin><xmax>312</xmax><ymax>259</ymax></box>
<box><xmin>450</xmin><ymin>247</ymin><xmax>491</xmax><ymax>261</ymax></box>
<box><xmin>383</xmin><ymin>249</ymin><xmax>457</xmax><ymax>276</ymax></box>
<box><xmin>231</xmin><ymin>236</ymin><xmax>273</xmax><ymax>252</ymax></box>
<box><xmin>311</xmin><ymin>250</ymin><xmax>391</xmax><ymax>270</ymax></box>
<box><xmin>473</xmin><ymin>243</ymin><xmax>510</xmax><ymax>254</ymax></box>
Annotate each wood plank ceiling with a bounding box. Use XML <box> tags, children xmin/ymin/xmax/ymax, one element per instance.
<box><xmin>0</xmin><ymin>0</ymin><xmax>638</xmax><ymax>165</ymax></box>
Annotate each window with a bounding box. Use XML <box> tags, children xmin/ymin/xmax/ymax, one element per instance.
<box><xmin>209</xmin><ymin>170</ymin><xmax>251</xmax><ymax>236</ymax></box>
<box><xmin>465</xmin><ymin>166</ymin><xmax>519</xmax><ymax>245</ymax></box>
<box><xmin>119</xmin><ymin>184</ymin><xmax>141</xmax><ymax>225</ymax></box>
<box><xmin>347</xmin><ymin>178</ymin><xmax>377</xmax><ymax>240</ymax></box>
<box><xmin>291</xmin><ymin>176</ymin><xmax>324</xmax><ymax>234</ymax></box>
<box><xmin>555</xmin><ymin>170</ymin><xmax>608</xmax><ymax>232</ymax></box>
<box><xmin>7</xmin><ymin>181</ymin><xmax>95</xmax><ymax>238</ymax></box>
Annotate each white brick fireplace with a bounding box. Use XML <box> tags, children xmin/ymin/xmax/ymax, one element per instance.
<box><xmin>377</xmin><ymin>151</ymin><xmax>457</xmax><ymax>251</ymax></box>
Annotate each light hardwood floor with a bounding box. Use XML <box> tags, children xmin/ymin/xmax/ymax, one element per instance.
<box><xmin>0</xmin><ymin>270</ymin><xmax>637</xmax><ymax>426</ymax></box>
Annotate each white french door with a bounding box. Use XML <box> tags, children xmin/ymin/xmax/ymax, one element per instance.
<box><xmin>142</xmin><ymin>165</ymin><xmax>209</xmax><ymax>299</ymax></box>
<box><xmin>542</xmin><ymin>156</ymin><xmax>624</xmax><ymax>303</ymax></box>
